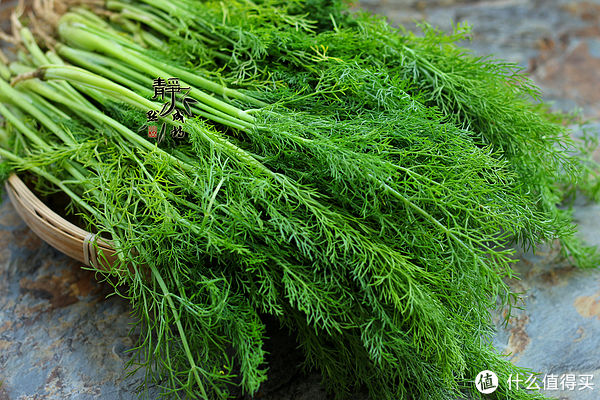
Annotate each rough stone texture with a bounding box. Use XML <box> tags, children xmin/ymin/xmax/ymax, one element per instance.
<box><xmin>493</xmin><ymin>244</ymin><xmax>600</xmax><ymax>399</ymax></box>
<box><xmin>1</xmin><ymin>1</ymin><xmax>600</xmax><ymax>399</ymax></box>
<box><xmin>0</xmin><ymin>199</ymin><xmax>161</xmax><ymax>399</ymax></box>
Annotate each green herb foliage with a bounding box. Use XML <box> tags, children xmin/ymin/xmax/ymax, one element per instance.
<box><xmin>0</xmin><ymin>1</ymin><xmax>597</xmax><ymax>400</ymax></box>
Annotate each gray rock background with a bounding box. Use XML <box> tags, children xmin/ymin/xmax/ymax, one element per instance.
<box><xmin>1</xmin><ymin>0</ymin><xmax>600</xmax><ymax>399</ymax></box>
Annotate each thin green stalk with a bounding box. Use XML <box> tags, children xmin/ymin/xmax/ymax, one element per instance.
<box><xmin>12</xmin><ymin>77</ymin><xmax>183</xmax><ymax>165</ymax></box>
<box><xmin>39</xmin><ymin>65</ymin><xmax>157</xmax><ymax>109</ymax></box>
<box><xmin>56</xmin><ymin>44</ymin><xmax>153</xmax><ymax>88</ymax></box>
<box><xmin>52</xmin><ymin>49</ymin><xmax>152</xmax><ymax>98</ymax></box>
<box><xmin>11</xmin><ymin>74</ymin><xmax>252</xmax><ymax>196</ymax></box>
<box><xmin>55</xmin><ymin>46</ymin><xmax>252</xmax><ymax>130</ymax></box>
<box><xmin>0</xmin><ymin>64</ymin><xmax>10</xmax><ymax>81</ymax></box>
<box><xmin>16</xmin><ymin>50</ymin><xmax>33</xmax><ymax>68</ymax></box>
<box><xmin>139</xmin><ymin>28</ymin><xmax>166</xmax><ymax>49</ymax></box>
<box><xmin>0</xmin><ymin>85</ymin><xmax>100</xmax><ymax>197</ymax></box>
<box><xmin>0</xmin><ymin>79</ymin><xmax>74</xmax><ymax>145</ymax></box>
<box><xmin>71</xmin><ymin>7</ymin><xmax>113</xmax><ymax>29</ymax></box>
<box><xmin>137</xmin><ymin>0</ymin><xmax>235</xmax><ymax>46</ymax></box>
<box><xmin>0</xmin><ymin>102</ymin><xmax>47</xmax><ymax>148</ymax></box>
<box><xmin>0</xmin><ymin>127</ymin><xmax>9</xmax><ymax>147</ymax></box>
<box><xmin>107</xmin><ymin>0</ymin><xmax>179</xmax><ymax>39</ymax></box>
<box><xmin>105</xmin><ymin>0</ymin><xmax>231</xmax><ymax>59</ymax></box>
<box><xmin>20</xmin><ymin>28</ymin><xmax>93</xmax><ymax>108</ymax></box>
<box><xmin>0</xmin><ymin>147</ymin><xmax>100</xmax><ymax>220</ymax></box>
<box><xmin>149</xmin><ymin>263</ymin><xmax>208</xmax><ymax>399</ymax></box>
<box><xmin>59</xmin><ymin>16</ymin><xmax>265</xmax><ymax>113</ymax></box>
<box><xmin>19</xmin><ymin>66</ymin><xmax>267</xmax><ymax>175</ymax></box>
<box><xmin>0</xmin><ymin>52</ymin><xmax>10</xmax><ymax>80</ymax></box>
<box><xmin>0</xmin><ymin>120</ymin><xmax>131</xmax><ymax>278</ymax></box>
<box><xmin>25</xmin><ymin>91</ymin><xmax>71</xmax><ymax>121</ymax></box>
<box><xmin>19</xmin><ymin>28</ymin><xmax>49</xmax><ymax>67</ymax></box>
<box><xmin>8</xmin><ymin>62</ymin><xmax>36</xmax><ymax>76</ymax></box>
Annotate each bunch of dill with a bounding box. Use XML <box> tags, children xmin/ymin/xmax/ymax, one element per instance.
<box><xmin>0</xmin><ymin>1</ymin><xmax>597</xmax><ymax>399</ymax></box>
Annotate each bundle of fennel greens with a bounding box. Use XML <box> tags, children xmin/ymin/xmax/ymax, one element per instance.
<box><xmin>0</xmin><ymin>0</ymin><xmax>598</xmax><ymax>399</ymax></box>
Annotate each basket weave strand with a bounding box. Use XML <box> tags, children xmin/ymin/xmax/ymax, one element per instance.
<box><xmin>5</xmin><ymin>173</ymin><xmax>118</xmax><ymax>269</ymax></box>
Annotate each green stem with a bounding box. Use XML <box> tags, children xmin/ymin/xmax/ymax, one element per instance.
<box><xmin>149</xmin><ymin>263</ymin><xmax>208</xmax><ymax>398</ymax></box>
<box><xmin>13</xmin><ymin>67</ymin><xmax>275</xmax><ymax>199</ymax></box>
<box><xmin>380</xmin><ymin>180</ymin><xmax>486</xmax><ymax>267</ymax></box>
<box><xmin>0</xmin><ymin>147</ymin><xmax>100</xmax><ymax>220</ymax></box>
<box><xmin>19</xmin><ymin>28</ymin><xmax>49</xmax><ymax>67</ymax></box>
<box><xmin>41</xmin><ymin>65</ymin><xmax>158</xmax><ymax>110</ymax></box>
<box><xmin>56</xmin><ymin>46</ymin><xmax>152</xmax><ymax>97</ymax></box>
<box><xmin>0</xmin><ymin>102</ymin><xmax>47</xmax><ymax>148</ymax></box>
<box><xmin>71</xmin><ymin>6</ymin><xmax>112</xmax><ymax>29</ymax></box>
<box><xmin>14</xmin><ymin>78</ymin><xmax>192</xmax><ymax>170</ymax></box>
<box><xmin>58</xmin><ymin>17</ymin><xmax>265</xmax><ymax>114</ymax></box>
<box><xmin>137</xmin><ymin>0</ymin><xmax>234</xmax><ymax>45</ymax></box>
<box><xmin>0</xmin><ymin>79</ymin><xmax>74</xmax><ymax>146</ymax></box>
<box><xmin>55</xmin><ymin>46</ymin><xmax>252</xmax><ymax>130</ymax></box>
<box><xmin>107</xmin><ymin>0</ymin><xmax>178</xmax><ymax>39</ymax></box>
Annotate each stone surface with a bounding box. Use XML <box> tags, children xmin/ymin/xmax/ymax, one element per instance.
<box><xmin>1</xmin><ymin>1</ymin><xmax>600</xmax><ymax>399</ymax></box>
<box><xmin>0</xmin><ymin>198</ymin><xmax>159</xmax><ymax>399</ymax></box>
<box><xmin>493</xmin><ymin>243</ymin><xmax>600</xmax><ymax>399</ymax></box>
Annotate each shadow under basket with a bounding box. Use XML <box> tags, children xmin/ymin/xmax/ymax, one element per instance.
<box><xmin>5</xmin><ymin>173</ymin><xmax>118</xmax><ymax>269</ymax></box>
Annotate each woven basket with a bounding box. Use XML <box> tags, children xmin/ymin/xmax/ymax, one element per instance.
<box><xmin>1</xmin><ymin>1</ymin><xmax>118</xmax><ymax>270</ymax></box>
<box><xmin>5</xmin><ymin>173</ymin><xmax>118</xmax><ymax>269</ymax></box>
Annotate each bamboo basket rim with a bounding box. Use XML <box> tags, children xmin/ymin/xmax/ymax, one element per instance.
<box><xmin>5</xmin><ymin>173</ymin><xmax>118</xmax><ymax>269</ymax></box>
<box><xmin>1</xmin><ymin>1</ymin><xmax>118</xmax><ymax>271</ymax></box>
